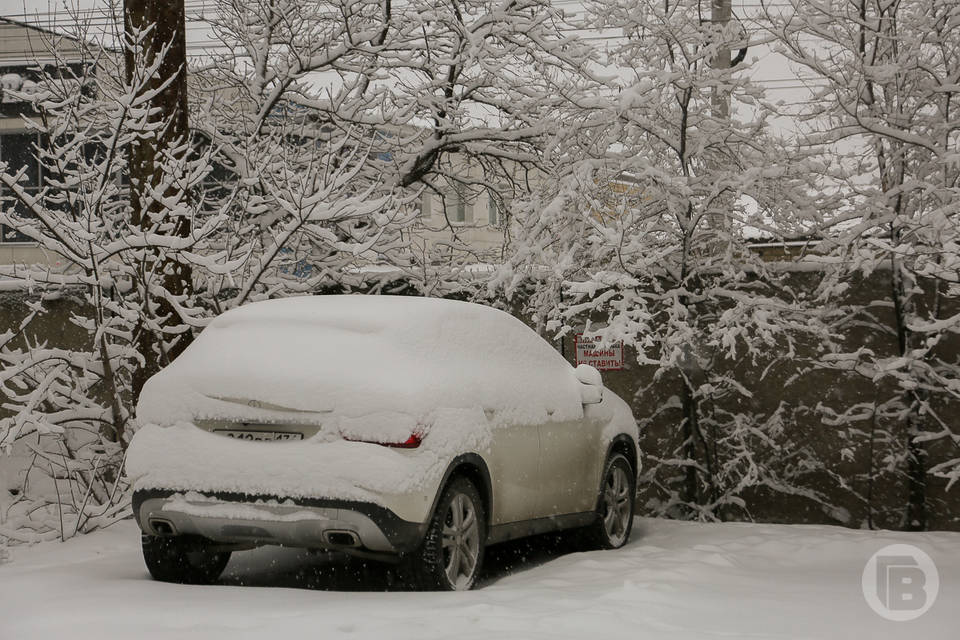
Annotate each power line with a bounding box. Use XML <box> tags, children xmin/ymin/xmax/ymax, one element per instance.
<box><xmin>0</xmin><ymin>1</ymin><xmax>828</xmax><ymax>67</ymax></box>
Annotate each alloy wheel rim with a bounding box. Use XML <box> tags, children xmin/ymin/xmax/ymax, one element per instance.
<box><xmin>441</xmin><ymin>492</ymin><xmax>480</xmax><ymax>589</ymax></box>
<box><xmin>602</xmin><ymin>465</ymin><xmax>631</xmax><ymax>546</ymax></box>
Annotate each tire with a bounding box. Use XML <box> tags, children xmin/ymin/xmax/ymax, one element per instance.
<box><xmin>406</xmin><ymin>476</ymin><xmax>486</xmax><ymax>591</ymax></box>
<box><xmin>584</xmin><ymin>453</ymin><xmax>636</xmax><ymax>550</ymax></box>
<box><xmin>142</xmin><ymin>534</ymin><xmax>232</xmax><ymax>585</ymax></box>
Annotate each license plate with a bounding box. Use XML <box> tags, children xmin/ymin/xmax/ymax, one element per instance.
<box><xmin>214</xmin><ymin>429</ymin><xmax>303</xmax><ymax>441</ymax></box>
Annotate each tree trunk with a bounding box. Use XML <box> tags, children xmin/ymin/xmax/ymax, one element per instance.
<box><xmin>123</xmin><ymin>0</ymin><xmax>194</xmax><ymax>402</ymax></box>
<box><xmin>904</xmin><ymin>416</ymin><xmax>928</xmax><ymax>531</ymax></box>
<box><xmin>681</xmin><ymin>378</ymin><xmax>700</xmax><ymax>510</ymax></box>
<box><xmin>890</xmin><ymin>255</ymin><xmax>927</xmax><ymax>531</ymax></box>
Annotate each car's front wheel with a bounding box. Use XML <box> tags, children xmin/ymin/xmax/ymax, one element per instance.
<box><xmin>407</xmin><ymin>476</ymin><xmax>486</xmax><ymax>591</ymax></box>
<box><xmin>142</xmin><ymin>534</ymin><xmax>232</xmax><ymax>584</ymax></box>
<box><xmin>584</xmin><ymin>453</ymin><xmax>636</xmax><ymax>549</ymax></box>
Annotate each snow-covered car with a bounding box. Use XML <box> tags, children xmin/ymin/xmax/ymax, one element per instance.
<box><xmin>126</xmin><ymin>295</ymin><xmax>640</xmax><ymax>590</ymax></box>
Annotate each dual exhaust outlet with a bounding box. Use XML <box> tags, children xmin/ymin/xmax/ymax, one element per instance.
<box><xmin>147</xmin><ymin>517</ymin><xmax>360</xmax><ymax>548</ymax></box>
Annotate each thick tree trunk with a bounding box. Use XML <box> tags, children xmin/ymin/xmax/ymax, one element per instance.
<box><xmin>123</xmin><ymin>0</ymin><xmax>194</xmax><ymax>402</ymax></box>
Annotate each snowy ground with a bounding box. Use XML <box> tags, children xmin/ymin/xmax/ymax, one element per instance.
<box><xmin>1</xmin><ymin>517</ymin><xmax>957</xmax><ymax>639</ymax></box>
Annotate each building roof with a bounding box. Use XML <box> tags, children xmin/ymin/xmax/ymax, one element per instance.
<box><xmin>0</xmin><ymin>15</ymin><xmax>87</xmax><ymax>44</ymax></box>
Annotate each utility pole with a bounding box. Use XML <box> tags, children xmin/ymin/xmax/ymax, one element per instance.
<box><xmin>123</xmin><ymin>0</ymin><xmax>194</xmax><ymax>402</ymax></box>
<box><xmin>710</xmin><ymin>0</ymin><xmax>732</xmax><ymax>120</ymax></box>
<box><xmin>708</xmin><ymin>0</ymin><xmax>732</xmax><ymax>235</ymax></box>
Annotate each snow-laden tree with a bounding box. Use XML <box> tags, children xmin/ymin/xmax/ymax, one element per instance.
<box><xmin>761</xmin><ymin>0</ymin><xmax>960</xmax><ymax>530</ymax></box>
<box><xmin>196</xmin><ymin>0</ymin><xmax>593</xmax><ymax>284</ymax></box>
<box><xmin>497</xmin><ymin>0</ymin><xmax>841</xmax><ymax>521</ymax></box>
<box><xmin>0</xmin><ymin>22</ymin><xmax>180</xmax><ymax>541</ymax></box>
<box><xmin>0</xmin><ymin>3</ymin><xmax>406</xmax><ymax>541</ymax></box>
<box><xmin>0</xmin><ymin>0</ymin><xmax>600</xmax><ymax>542</ymax></box>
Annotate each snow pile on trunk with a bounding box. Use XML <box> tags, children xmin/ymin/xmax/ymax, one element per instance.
<box><xmin>127</xmin><ymin>423</ymin><xmax>432</xmax><ymax>501</ymax></box>
<box><xmin>136</xmin><ymin>295</ymin><xmax>583</xmax><ymax>427</ymax></box>
<box><xmin>125</xmin><ymin>407</ymin><xmax>493</xmax><ymax>501</ymax></box>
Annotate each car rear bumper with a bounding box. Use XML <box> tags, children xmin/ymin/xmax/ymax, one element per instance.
<box><xmin>132</xmin><ymin>489</ymin><xmax>427</xmax><ymax>555</ymax></box>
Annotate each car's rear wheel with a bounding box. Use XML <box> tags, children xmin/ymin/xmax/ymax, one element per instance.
<box><xmin>584</xmin><ymin>453</ymin><xmax>635</xmax><ymax>550</ymax></box>
<box><xmin>407</xmin><ymin>476</ymin><xmax>485</xmax><ymax>591</ymax></box>
<box><xmin>142</xmin><ymin>534</ymin><xmax>232</xmax><ymax>584</ymax></box>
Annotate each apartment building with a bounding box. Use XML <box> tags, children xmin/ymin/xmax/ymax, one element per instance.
<box><xmin>0</xmin><ymin>17</ymin><xmax>91</xmax><ymax>272</ymax></box>
<box><xmin>0</xmin><ymin>16</ymin><xmax>512</xmax><ymax>287</ymax></box>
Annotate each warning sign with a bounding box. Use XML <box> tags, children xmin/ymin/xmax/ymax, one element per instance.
<box><xmin>574</xmin><ymin>334</ymin><xmax>624</xmax><ymax>371</ymax></box>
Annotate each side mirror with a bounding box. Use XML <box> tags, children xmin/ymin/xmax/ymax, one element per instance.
<box><xmin>575</xmin><ymin>364</ymin><xmax>602</xmax><ymax>386</ymax></box>
<box><xmin>575</xmin><ymin>364</ymin><xmax>603</xmax><ymax>404</ymax></box>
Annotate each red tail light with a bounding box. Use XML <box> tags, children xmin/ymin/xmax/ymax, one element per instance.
<box><xmin>386</xmin><ymin>434</ymin><xmax>422</xmax><ymax>449</ymax></box>
<box><xmin>343</xmin><ymin>433</ymin><xmax>422</xmax><ymax>449</ymax></box>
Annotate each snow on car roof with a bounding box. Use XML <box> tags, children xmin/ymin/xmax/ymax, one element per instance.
<box><xmin>136</xmin><ymin>295</ymin><xmax>583</xmax><ymax>427</ymax></box>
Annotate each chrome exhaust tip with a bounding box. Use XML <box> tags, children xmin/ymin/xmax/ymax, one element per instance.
<box><xmin>148</xmin><ymin>518</ymin><xmax>178</xmax><ymax>537</ymax></box>
<box><xmin>324</xmin><ymin>530</ymin><xmax>360</xmax><ymax>548</ymax></box>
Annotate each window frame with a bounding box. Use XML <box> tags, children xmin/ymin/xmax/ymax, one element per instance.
<box><xmin>0</xmin><ymin>129</ymin><xmax>43</xmax><ymax>245</ymax></box>
<box><xmin>444</xmin><ymin>185</ymin><xmax>471</xmax><ymax>224</ymax></box>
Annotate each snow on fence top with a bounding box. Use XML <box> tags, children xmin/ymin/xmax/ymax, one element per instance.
<box><xmin>136</xmin><ymin>295</ymin><xmax>584</xmax><ymax>427</ymax></box>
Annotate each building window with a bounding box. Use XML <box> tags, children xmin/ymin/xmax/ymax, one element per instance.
<box><xmin>487</xmin><ymin>192</ymin><xmax>503</xmax><ymax>226</ymax></box>
<box><xmin>419</xmin><ymin>193</ymin><xmax>431</xmax><ymax>219</ymax></box>
<box><xmin>191</xmin><ymin>137</ymin><xmax>234</xmax><ymax>210</ymax></box>
<box><xmin>0</xmin><ymin>131</ymin><xmax>42</xmax><ymax>243</ymax></box>
<box><xmin>446</xmin><ymin>187</ymin><xmax>468</xmax><ymax>223</ymax></box>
